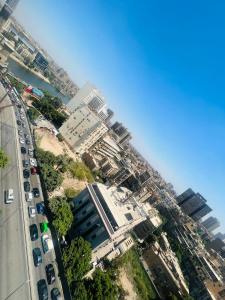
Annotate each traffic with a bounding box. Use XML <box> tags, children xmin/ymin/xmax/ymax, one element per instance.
<box><xmin>1</xmin><ymin>77</ymin><xmax>62</xmax><ymax>300</ymax></box>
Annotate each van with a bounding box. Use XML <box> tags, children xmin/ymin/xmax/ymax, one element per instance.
<box><xmin>5</xmin><ymin>189</ymin><xmax>14</xmax><ymax>204</ymax></box>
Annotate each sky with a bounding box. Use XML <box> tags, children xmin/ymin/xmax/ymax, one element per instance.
<box><xmin>14</xmin><ymin>0</ymin><xmax>225</xmax><ymax>231</ymax></box>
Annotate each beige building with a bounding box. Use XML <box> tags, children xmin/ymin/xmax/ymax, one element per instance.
<box><xmin>59</xmin><ymin>102</ymin><xmax>108</xmax><ymax>155</ymax></box>
<box><xmin>143</xmin><ymin>233</ymin><xmax>189</xmax><ymax>299</ymax></box>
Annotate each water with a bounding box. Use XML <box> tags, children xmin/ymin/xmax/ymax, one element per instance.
<box><xmin>7</xmin><ymin>57</ymin><xmax>71</xmax><ymax>104</ymax></box>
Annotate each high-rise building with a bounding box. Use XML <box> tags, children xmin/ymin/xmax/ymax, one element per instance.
<box><xmin>59</xmin><ymin>102</ymin><xmax>108</xmax><ymax>155</ymax></box>
<box><xmin>33</xmin><ymin>52</ymin><xmax>48</xmax><ymax>72</ymax></box>
<box><xmin>111</xmin><ymin>121</ymin><xmax>132</xmax><ymax>146</ymax></box>
<box><xmin>214</xmin><ymin>232</ymin><xmax>225</xmax><ymax>242</ymax></box>
<box><xmin>0</xmin><ymin>0</ymin><xmax>19</xmax><ymax>28</ymax></box>
<box><xmin>176</xmin><ymin>189</ymin><xmax>212</xmax><ymax>221</ymax></box>
<box><xmin>67</xmin><ymin>82</ymin><xmax>105</xmax><ymax>114</ymax></box>
<box><xmin>201</xmin><ymin>217</ymin><xmax>220</xmax><ymax>233</ymax></box>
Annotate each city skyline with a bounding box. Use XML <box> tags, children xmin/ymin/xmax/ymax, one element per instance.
<box><xmin>14</xmin><ymin>0</ymin><xmax>225</xmax><ymax>231</ymax></box>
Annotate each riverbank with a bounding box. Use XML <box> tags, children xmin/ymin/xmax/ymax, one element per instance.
<box><xmin>10</xmin><ymin>54</ymin><xmax>50</xmax><ymax>84</ymax></box>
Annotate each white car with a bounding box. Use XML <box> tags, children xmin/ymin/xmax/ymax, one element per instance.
<box><xmin>28</xmin><ymin>206</ymin><xmax>36</xmax><ymax>218</ymax></box>
<box><xmin>41</xmin><ymin>234</ymin><xmax>54</xmax><ymax>253</ymax></box>
<box><xmin>29</xmin><ymin>158</ymin><xmax>37</xmax><ymax>167</ymax></box>
<box><xmin>25</xmin><ymin>192</ymin><xmax>34</xmax><ymax>202</ymax></box>
<box><xmin>19</xmin><ymin>138</ymin><xmax>25</xmax><ymax>144</ymax></box>
<box><xmin>20</xmin><ymin>115</ymin><xmax>25</xmax><ymax>120</ymax></box>
<box><xmin>5</xmin><ymin>189</ymin><xmax>14</xmax><ymax>204</ymax></box>
<box><xmin>28</xmin><ymin>148</ymin><xmax>33</xmax><ymax>156</ymax></box>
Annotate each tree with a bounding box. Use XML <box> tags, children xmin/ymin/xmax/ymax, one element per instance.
<box><xmin>86</xmin><ymin>268</ymin><xmax>118</xmax><ymax>300</ymax></box>
<box><xmin>41</xmin><ymin>164</ymin><xmax>63</xmax><ymax>192</ymax></box>
<box><xmin>49</xmin><ymin>196</ymin><xmax>73</xmax><ymax>236</ymax></box>
<box><xmin>69</xmin><ymin>161</ymin><xmax>94</xmax><ymax>182</ymax></box>
<box><xmin>27</xmin><ymin>107</ymin><xmax>40</xmax><ymax>122</ymax></box>
<box><xmin>0</xmin><ymin>149</ymin><xmax>9</xmax><ymax>168</ymax></box>
<box><xmin>56</xmin><ymin>133</ymin><xmax>64</xmax><ymax>142</ymax></box>
<box><xmin>63</xmin><ymin>237</ymin><xmax>92</xmax><ymax>284</ymax></box>
<box><xmin>55</xmin><ymin>154</ymin><xmax>72</xmax><ymax>173</ymax></box>
<box><xmin>72</xmin><ymin>281</ymin><xmax>88</xmax><ymax>300</ymax></box>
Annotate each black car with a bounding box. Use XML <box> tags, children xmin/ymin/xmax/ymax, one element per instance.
<box><xmin>33</xmin><ymin>248</ymin><xmax>42</xmax><ymax>267</ymax></box>
<box><xmin>37</xmin><ymin>279</ymin><xmax>48</xmax><ymax>300</ymax></box>
<box><xmin>23</xmin><ymin>160</ymin><xmax>29</xmax><ymax>167</ymax></box>
<box><xmin>21</xmin><ymin>147</ymin><xmax>26</xmax><ymax>154</ymax></box>
<box><xmin>51</xmin><ymin>288</ymin><xmax>61</xmax><ymax>300</ymax></box>
<box><xmin>26</xmin><ymin>139</ymin><xmax>31</xmax><ymax>145</ymax></box>
<box><xmin>23</xmin><ymin>169</ymin><xmax>30</xmax><ymax>179</ymax></box>
<box><xmin>21</xmin><ymin>122</ymin><xmax>25</xmax><ymax>128</ymax></box>
<box><xmin>29</xmin><ymin>224</ymin><xmax>38</xmax><ymax>241</ymax></box>
<box><xmin>45</xmin><ymin>264</ymin><xmax>56</xmax><ymax>285</ymax></box>
<box><xmin>17</xmin><ymin>120</ymin><xmax>21</xmax><ymax>126</ymax></box>
<box><xmin>24</xmin><ymin>181</ymin><xmax>30</xmax><ymax>192</ymax></box>
<box><xmin>33</xmin><ymin>188</ymin><xmax>40</xmax><ymax>198</ymax></box>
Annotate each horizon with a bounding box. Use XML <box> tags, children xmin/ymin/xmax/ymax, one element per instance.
<box><xmin>13</xmin><ymin>0</ymin><xmax>225</xmax><ymax>232</ymax></box>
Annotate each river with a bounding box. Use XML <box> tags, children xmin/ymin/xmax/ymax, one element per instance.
<box><xmin>7</xmin><ymin>57</ymin><xmax>70</xmax><ymax>104</ymax></box>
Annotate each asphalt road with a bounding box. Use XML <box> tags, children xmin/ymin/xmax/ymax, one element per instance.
<box><xmin>0</xmin><ymin>84</ymin><xmax>31</xmax><ymax>300</ymax></box>
<box><xmin>0</xmin><ymin>80</ymin><xmax>64</xmax><ymax>300</ymax></box>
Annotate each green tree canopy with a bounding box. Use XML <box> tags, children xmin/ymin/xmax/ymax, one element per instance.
<box><xmin>72</xmin><ymin>281</ymin><xmax>88</xmax><ymax>300</ymax></box>
<box><xmin>63</xmin><ymin>237</ymin><xmax>92</xmax><ymax>284</ymax></box>
<box><xmin>86</xmin><ymin>268</ymin><xmax>118</xmax><ymax>300</ymax></box>
<box><xmin>41</xmin><ymin>164</ymin><xmax>63</xmax><ymax>192</ymax></box>
<box><xmin>0</xmin><ymin>148</ymin><xmax>9</xmax><ymax>168</ymax></box>
<box><xmin>69</xmin><ymin>161</ymin><xmax>94</xmax><ymax>182</ymax></box>
<box><xmin>49</xmin><ymin>196</ymin><xmax>73</xmax><ymax>236</ymax></box>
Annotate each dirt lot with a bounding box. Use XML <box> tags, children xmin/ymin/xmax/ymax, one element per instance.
<box><xmin>119</xmin><ymin>268</ymin><xmax>138</xmax><ymax>300</ymax></box>
<box><xmin>34</xmin><ymin>128</ymin><xmax>78</xmax><ymax>160</ymax></box>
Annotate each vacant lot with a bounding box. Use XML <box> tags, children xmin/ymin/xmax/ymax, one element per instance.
<box><xmin>118</xmin><ymin>249</ymin><xmax>157</xmax><ymax>300</ymax></box>
<box><xmin>34</xmin><ymin>128</ymin><xmax>78</xmax><ymax>160</ymax></box>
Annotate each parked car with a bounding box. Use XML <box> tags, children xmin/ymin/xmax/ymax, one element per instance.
<box><xmin>29</xmin><ymin>224</ymin><xmax>38</xmax><ymax>241</ymax></box>
<box><xmin>25</xmin><ymin>192</ymin><xmax>33</xmax><ymax>202</ymax></box>
<box><xmin>23</xmin><ymin>160</ymin><xmax>29</xmax><ymax>168</ymax></box>
<box><xmin>21</xmin><ymin>147</ymin><xmax>26</xmax><ymax>154</ymax></box>
<box><xmin>45</xmin><ymin>264</ymin><xmax>56</xmax><ymax>285</ymax></box>
<box><xmin>21</xmin><ymin>122</ymin><xmax>25</xmax><ymax>128</ymax></box>
<box><xmin>28</xmin><ymin>206</ymin><xmax>36</xmax><ymax>218</ymax></box>
<box><xmin>24</xmin><ymin>181</ymin><xmax>30</xmax><ymax>192</ymax></box>
<box><xmin>18</xmin><ymin>129</ymin><xmax>23</xmax><ymax>136</ymax></box>
<box><xmin>28</xmin><ymin>148</ymin><xmax>33</xmax><ymax>156</ymax></box>
<box><xmin>19</xmin><ymin>138</ymin><xmax>25</xmax><ymax>144</ymax></box>
<box><xmin>36</xmin><ymin>202</ymin><xmax>45</xmax><ymax>215</ymax></box>
<box><xmin>17</xmin><ymin>120</ymin><xmax>21</xmax><ymax>126</ymax></box>
<box><xmin>30</xmin><ymin>158</ymin><xmax>37</xmax><ymax>167</ymax></box>
<box><xmin>33</xmin><ymin>187</ymin><xmax>40</xmax><ymax>198</ymax></box>
<box><xmin>33</xmin><ymin>248</ymin><xmax>42</xmax><ymax>267</ymax></box>
<box><xmin>25</xmin><ymin>139</ymin><xmax>31</xmax><ymax>145</ymax></box>
<box><xmin>41</xmin><ymin>234</ymin><xmax>53</xmax><ymax>253</ymax></box>
<box><xmin>30</xmin><ymin>166</ymin><xmax>37</xmax><ymax>175</ymax></box>
<box><xmin>51</xmin><ymin>288</ymin><xmax>62</xmax><ymax>300</ymax></box>
<box><xmin>37</xmin><ymin>279</ymin><xmax>48</xmax><ymax>300</ymax></box>
<box><xmin>23</xmin><ymin>169</ymin><xmax>30</xmax><ymax>178</ymax></box>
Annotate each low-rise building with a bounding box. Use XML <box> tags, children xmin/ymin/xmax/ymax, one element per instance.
<box><xmin>143</xmin><ymin>233</ymin><xmax>189</xmax><ymax>299</ymax></box>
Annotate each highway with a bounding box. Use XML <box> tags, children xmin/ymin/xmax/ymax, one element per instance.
<box><xmin>0</xmin><ymin>83</ymin><xmax>31</xmax><ymax>300</ymax></box>
<box><xmin>0</xmin><ymin>80</ymin><xmax>64</xmax><ymax>300</ymax></box>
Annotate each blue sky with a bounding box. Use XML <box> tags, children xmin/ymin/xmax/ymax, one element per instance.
<box><xmin>14</xmin><ymin>0</ymin><xmax>225</xmax><ymax>231</ymax></box>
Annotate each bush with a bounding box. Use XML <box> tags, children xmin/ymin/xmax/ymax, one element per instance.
<box><xmin>0</xmin><ymin>148</ymin><xmax>9</xmax><ymax>168</ymax></box>
<box><xmin>69</xmin><ymin>161</ymin><xmax>94</xmax><ymax>182</ymax></box>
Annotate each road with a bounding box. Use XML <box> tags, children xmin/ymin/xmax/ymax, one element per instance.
<box><xmin>0</xmin><ymin>80</ymin><xmax>64</xmax><ymax>300</ymax></box>
<box><xmin>0</xmin><ymin>84</ymin><xmax>31</xmax><ymax>300</ymax></box>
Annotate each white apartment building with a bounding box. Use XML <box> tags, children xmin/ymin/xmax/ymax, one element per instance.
<box><xmin>67</xmin><ymin>82</ymin><xmax>106</xmax><ymax>114</ymax></box>
<box><xmin>59</xmin><ymin>102</ymin><xmax>108</xmax><ymax>154</ymax></box>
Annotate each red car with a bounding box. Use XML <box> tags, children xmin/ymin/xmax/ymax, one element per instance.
<box><xmin>30</xmin><ymin>166</ymin><xmax>37</xmax><ymax>175</ymax></box>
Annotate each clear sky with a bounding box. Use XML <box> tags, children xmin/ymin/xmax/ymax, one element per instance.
<box><xmin>14</xmin><ymin>0</ymin><xmax>225</xmax><ymax>231</ymax></box>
